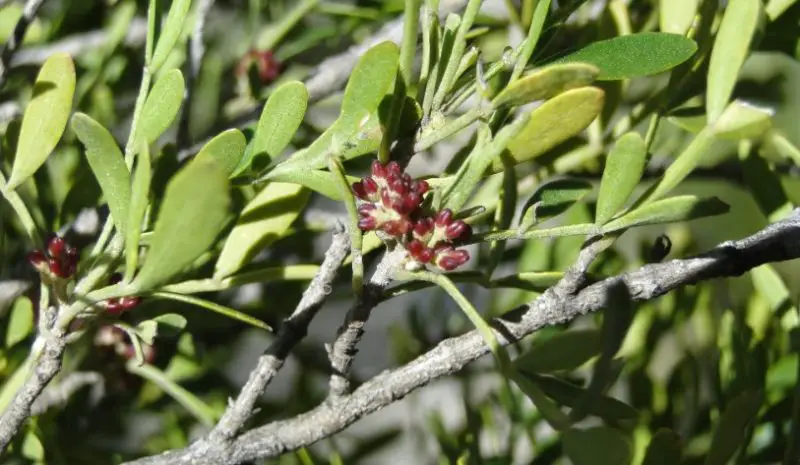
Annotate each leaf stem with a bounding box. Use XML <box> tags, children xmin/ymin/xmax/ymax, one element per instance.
<box><xmin>510</xmin><ymin>0</ymin><xmax>551</xmax><ymax>82</ymax></box>
<box><xmin>0</xmin><ymin>171</ymin><xmax>41</xmax><ymax>245</ymax></box>
<box><xmin>328</xmin><ymin>155</ymin><xmax>363</xmax><ymax>296</ymax></box>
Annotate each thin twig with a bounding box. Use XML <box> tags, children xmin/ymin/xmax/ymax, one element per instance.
<box><xmin>327</xmin><ymin>248</ymin><xmax>406</xmax><ymax>397</ymax></box>
<box><xmin>0</xmin><ymin>0</ymin><xmax>46</xmax><ymax>87</ymax></box>
<box><xmin>124</xmin><ymin>209</ymin><xmax>800</xmax><ymax>465</ymax></box>
<box><xmin>207</xmin><ymin>224</ymin><xmax>351</xmax><ymax>444</ymax></box>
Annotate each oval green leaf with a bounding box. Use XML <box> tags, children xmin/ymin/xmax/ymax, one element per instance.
<box><xmin>602</xmin><ymin>195</ymin><xmax>730</xmax><ymax>233</ymax></box>
<box><xmin>595</xmin><ymin>132</ymin><xmax>647</xmax><ymax>225</ymax></box>
<box><xmin>150</xmin><ymin>0</ymin><xmax>191</xmax><ymax>72</ymax></box>
<box><xmin>641</xmin><ymin>127</ymin><xmax>716</xmax><ymax>203</ymax></box>
<box><xmin>266</xmin><ymin>168</ymin><xmax>359</xmax><ymax>201</ymax></box>
<box><xmin>518</xmin><ymin>178</ymin><xmax>593</xmax><ymax>231</ymax></box>
<box><xmin>564</xmin><ymin>427</ymin><xmax>633</xmax><ymax>465</ymax></box>
<box><xmin>704</xmin><ymin>390</ymin><xmax>762</xmax><ymax>465</ymax></box>
<box><xmin>71</xmin><ymin>112</ymin><xmax>131</xmax><ymax>233</ymax></box>
<box><xmin>642</xmin><ymin>429</ymin><xmax>683</xmax><ymax>465</ymax></box>
<box><xmin>5</xmin><ymin>296</ymin><xmax>33</xmax><ymax>348</ymax></box>
<box><xmin>7</xmin><ymin>52</ymin><xmax>76</xmax><ymax>190</ymax></box>
<box><xmin>153</xmin><ymin>291</ymin><xmax>272</xmax><ymax>331</ymax></box>
<box><xmin>492</xmin><ymin>63</ymin><xmax>599</xmax><ymax>108</ymax></box>
<box><xmin>214</xmin><ymin>182</ymin><xmax>310</xmax><ymax>278</ymax></box>
<box><xmin>706</xmin><ymin>0</ymin><xmax>762</xmax><ymax>122</ymax></box>
<box><xmin>514</xmin><ymin>329</ymin><xmax>601</xmax><ymax>373</ymax></box>
<box><xmin>501</xmin><ymin>87</ymin><xmax>605</xmax><ymax>169</ymax></box>
<box><xmin>339</xmin><ymin>41</ymin><xmax>400</xmax><ymax>134</ymax></box>
<box><xmin>195</xmin><ymin>128</ymin><xmax>246</xmax><ymax>176</ymax></box>
<box><xmin>137</xmin><ymin>69</ymin><xmax>185</xmax><ymax>145</ymax></box>
<box><xmin>660</xmin><ymin>0</ymin><xmax>699</xmax><ymax>34</ymax></box>
<box><xmin>234</xmin><ymin>81</ymin><xmax>308</xmax><ymax>174</ymax></box>
<box><xmin>554</xmin><ymin>32</ymin><xmax>697</xmax><ymax>81</ymax></box>
<box><xmin>131</xmin><ymin>157</ymin><xmax>231</xmax><ymax>292</ymax></box>
<box><xmin>712</xmin><ymin>100</ymin><xmax>772</xmax><ymax>140</ymax></box>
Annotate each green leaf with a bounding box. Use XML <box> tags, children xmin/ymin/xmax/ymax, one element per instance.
<box><xmin>554</xmin><ymin>32</ymin><xmax>697</xmax><ymax>81</ymax></box>
<box><xmin>501</xmin><ymin>87</ymin><xmax>604</xmax><ymax>168</ymax></box>
<box><xmin>214</xmin><ymin>182</ymin><xmax>309</xmax><ymax>278</ymax></box>
<box><xmin>152</xmin><ymin>313</ymin><xmax>187</xmax><ymax>332</ymax></box>
<box><xmin>21</xmin><ymin>430</ymin><xmax>44</xmax><ymax>461</ymax></box>
<box><xmin>511</xmin><ymin>371</ymin><xmax>572</xmax><ymax>431</ymax></box>
<box><xmin>339</xmin><ymin>41</ymin><xmax>400</xmax><ymax>136</ymax></box>
<box><xmin>125</xmin><ymin>360</ymin><xmax>217</xmax><ymax>427</ymax></box>
<box><xmin>137</xmin><ymin>69</ymin><xmax>185</xmax><ymax>145</ymax></box>
<box><xmin>131</xmin><ymin>157</ymin><xmax>231</xmax><ymax>291</ymax></box>
<box><xmin>706</xmin><ymin>0</ymin><xmax>762</xmax><ymax>122</ymax></box>
<box><xmin>640</xmin><ymin>127</ymin><xmax>716</xmax><ymax>203</ymax></box>
<box><xmin>704</xmin><ymin>390</ymin><xmax>761</xmax><ymax>465</ymax></box>
<box><xmin>518</xmin><ymin>178</ymin><xmax>593</xmax><ymax>232</ymax></box>
<box><xmin>492</xmin><ymin>63</ymin><xmax>599</xmax><ymax>108</ymax></box>
<box><xmin>71</xmin><ymin>113</ymin><xmax>131</xmax><ymax>233</ymax></box>
<box><xmin>6</xmin><ymin>53</ymin><xmax>76</xmax><ymax>189</ymax></box>
<box><xmin>563</xmin><ymin>427</ymin><xmax>633</xmax><ymax>465</ymax></box>
<box><xmin>533</xmin><ymin>374</ymin><xmax>639</xmax><ymax>421</ymax></box>
<box><xmin>642</xmin><ymin>429</ymin><xmax>683</xmax><ymax>465</ymax></box>
<box><xmin>595</xmin><ymin>132</ymin><xmax>647</xmax><ymax>225</ymax></box>
<box><xmin>152</xmin><ymin>291</ymin><xmax>271</xmax><ymax>331</ymax></box>
<box><xmin>125</xmin><ymin>143</ymin><xmax>151</xmax><ymax>282</ymax></box>
<box><xmin>266</xmin><ymin>168</ymin><xmax>358</xmax><ymax>201</ymax></box>
<box><xmin>135</xmin><ymin>320</ymin><xmax>158</xmax><ymax>345</ymax></box>
<box><xmin>5</xmin><ymin>296</ymin><xmax>33</xmax><ymax>348</ymax></box>
<box><xmin>514</xmin><ymin>329</ymin><xmax>601</xmax><ymax>373</ymax></box>
<box><xmin>234</xmin><ymin>81</ymin><xmax>308</xmax><ymax>174</ymax></box>
<box><xmin>194</xmin><ymin>129</ymin><xmax>246</xmax><ymax>176</ymax></box>
<box><xmin>602</xmin><ymin>196</ymin><xmax>729</xmax><ymax>233</ymax></box>
<box><xmin>712</xmin><ymin>100</ymin><xmax>772</xmax><ymax>140</ymax></box>
<box><xmin>659</xmin><ymin>0</ymin><xmax>699</xmax><ymax>34</ymax></box>
<box><xmin>150</xmin><ymin>0</ymin><xmax>191</xmax><ymax>72</ymax></box>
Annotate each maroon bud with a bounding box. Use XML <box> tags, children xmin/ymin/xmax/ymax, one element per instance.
<box><xmin>352</xmin><ymin>181</ymin><xmax>367</xmax><ymax>199</ymax></box>
<box><xmin>437</xmin><ymin>257</ymin><xmax>460</xmax><ymax>271</ymax></box>
<box><xmin>402</xmin><ymin>173</ymin><xmax>412</xmax><ymax>183</ymax></box>
<box><xmin>358</xmin><ymin>216</ymin><xmax>377</xmax><ymax>231</ymax></box>
<box><xmin>105</xmin><ymin>299</ymin><xmax>124</xmax><ymax>315</ymax></box>
<box><xmin>49</xmin><ymin>257</ymin><xmax>67</xmax><ymax>278</ymax></box>
<box><xmin>418</xmin><ymin>247</ymin><xmax>435</xmax><ymax>263</ymax></box>
<box><xmin>397</xmin><ymin>218</ymin><xmax>413</xmax><ymax>234</ymax></box>
<box><xmin>414</xmin><ymin>218</ymin><xmax>433</xmax><ymax>238</ymax></box>
<box><xmin>407</xmin><ymin>240</ymin><xmax>424</xmax><ymax>256</ymax></box>
<box><xmin>380</xmin><ymin>189</ymin><xmax>393</xmax><ymax>208</ymax></box>
<box><xmin>435</xmin><ymin>209</ymin><xmax>453</xmax><ymax>226</ymax></box>
<box><xmin>371</xmin><ymin>160</ymin><xmax>386</xmax><ymax>178</ymax></box>
<box><xmin>119</xmin><ymin>296</ymin><xmax>141</xmax><ymax>311</ymax></box>
<box><xmin>381</xmin><ymin>220</ymin><xmax>401</xmax><ymax>236</ymax></box>
<box><xmin>415</xmin><ymin>180</ymin><xmax>430</xmax><ymax>195</ymax></box>
<box><xmin>390</xmin><ymin>178</ymin><xmax>408</xmax><ymax>196</ymax></box>
<box><xmin>402</xmin><ymin>193</ymin><xmax>422</xmax><ymax>213</ymax></box>
<box><xmin>363</xmin><ymin>177</ymin><xmax>378</xmax><ymax>194</ymax></box>
<box><xmin>358</xmin><ymin>203</ymin><xmax>377</xmax><ymax>216</ymax></box>
<box><xmin>391</xmin><ymin>198</ymin><xmax>408</xmax><ymax>214</ymax></box>
<box><xmin>445</xmin><ymin>221</ymin><xmax>471</xmax><ymax>241</ymax></box>
<box><xmin>386</xmin><ymin>161</ymin><xmax>401</xmax><ymax>176</ymax></box>
<box><xmin>26</xmin><ymin>250</ymin><xmax>46</xmax><ymax>268</ymax></box>
<box><xmin>47</xmin><ymin>235</ymin><xmax>65</xmax><ymax>258</ymax></box>
<box><xmin>451</xmin><ymin>249</ymin><xmax>470</xmax><ymax>265</ymax></box>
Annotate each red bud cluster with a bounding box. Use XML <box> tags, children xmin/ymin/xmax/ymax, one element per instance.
<box><xmin>352</xmin><ymin>161</ymin><xmax>472</xmax><ymax>271</ymax></box>
<box><xmin>95</xmin><ymin>326</ymin><xmax>156</xmax><ymax>364</ymax></box>
<box><xmin>104</xmin><ymin>274</ymin><xmax>141</xmax><ymax>315</ymax></box>
<box><xmin>236</xmin><ymin>49</ymin><xmax>281</xmax><ymax>83</ymax></box>
<box><xmin>26</xmin><ymin>235</ymin><xmax>78</xmax><ymax>279</ymax></box>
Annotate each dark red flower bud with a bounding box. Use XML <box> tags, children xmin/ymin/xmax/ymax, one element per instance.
<box><xmin>418</xmin><ymin>247</ymin><xmax>435</xmax><ymax>263</ymax></box>
<box><xmin>415</xmin><ymin>180</ymin><xmax>430</xmax><ymax>195</ymax></box>
<box><xmin>414</xmin><ymin>217</ymin><xmax>433</xmax><ymax>238</ymax></box>
<box><xmin>390</xmin><ymin>178</ymin><xmax>408</xmax><ymax>196</ymax></box>
<box><xmin>352</xmin><ymin>181</ymin><xmax>367</xmax><ymax>199</ymax></box>
<box><xmin>363</xmin><ymin>177</ymin><xmax>378</xmax><ymax>194</ymax></box>
<box><xmin>402</xmin><ymin>193</ymin><xmax>422</xmax><ymax>213</ymax></box>
<box><xmin>435</xmin><ymin>208</ymin><xmax>453</xmax><ymax>226</ymax></box>
<box><xmin>47</xmin><ymin>235</ymin><xmax>65</xmax><ymax>258</ymax></box>
<box><xmin>49</xmin><ymin>257</ymin><xmax>68</xmax><ymax>278</ymax></box>
<box><xmin>445</xmin><ymin>221</ymin><xmax>471</xmax><ymax>241</ymax></box>
<box><xmin>358</xmin><ymin>203</ymin><xmax>376</xmax><ymax>216</ymax></box>
<box><xmin>407</xmin><ymin>240</ymin><xmax>424</xmax><ymax>256</ymax></box>
<box><xmin>371</xmin><ymin>160</ymin><xmax>386</xmax><ymax>178</ymax></box>
<box><xmin>386</xmin><ymin>161</ymin><xmax>401</xmax><ymax>177</ymax></box>
<box><xmin>26</xmin><ymin>250</ymin><xmax>46</xmax><ymax>268</ymax></box>
<box><xmin>358</xmin><ymin>216</ymin><xmax>377</xmax><ymax>230</ymax></box>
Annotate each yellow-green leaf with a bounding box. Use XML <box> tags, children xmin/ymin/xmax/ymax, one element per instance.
<box><xmin>595</xmin><ymin>132</ymin><xmax>647</xmax><ymax>225</ymax></box>
<box><xmin>492</xmin><ymin>63</ymin><xmax>599</xmax><ymax>108</ymax></box>
<box><xmin>6</xmin><ymin>52</ymin><xmax>76</xmax><ymax>189</ymax></box>
<box><xmin>150</xmin><ymin>0</ymin><xmax>192</xmax><ymax>72</ymax></box>
<box><xmin>5</xmin><ymin>296</ymin><xmax>33</xmax><ymax>348</ymax></box>
<box><xmin>339</xmin><ymin>41</ymin><xmax>400</xmax><ymax>133</ymax></box>
<box><xmin>214</xmin><ymin>182</ymin><xmax>310</xmax><ymax>278</ymax></box>
<box><xmin>267</xmin><ymin>168</ymin><xmax>358</xmax><ymax>201</ymax></box>
<box><xmin>125</xmin><ymin>143</ymin><xmax>152</xmax><ymax>281</ymax></box>
<box><xmin>706</xmin><ymin>0</ymin><xmax>763</xmax><ymax>122</ymax></box>
<box><xmin>137</xmin><ymin>69</ymin><xmax>185</xmax><ymax>145</ymax></box>
<box><xmin>71</xmin><ymin>112</ymin><xmax>131</xmax><ymax>233</ymax></box>
<box><xmin>518</xmin><ymin>178</ymin><xmax>593</xmax><ymax>231</ymax></box>
<box><xmin>234</xmin><ymin>81</ymin><xmax>308</xmax><ymax>174</ymax></box>
<box><xmin>602</xmin><ymin>195</ymin><xmax>729</xmax><ymax>233</ymax></box>
<box><xmin>659</xmin><ymin>0</ymin><xmax>699</xmax><ymax>35</ymax></box>
<box><xmin>712</xmin><ymin>100</ymin><xmax>772</xmax><ymax>140</ymax></box>
<box><xmin>500</xmin><ymin>87</ymin><xmax>604</xmax><ymax>169</ymax></box>
<box><xmin>195</xmin><ymin>128</ymin><xmax>246</xmax><ymax>176</ymax></box>
<box><xmin>131</xmin><ymin>157</ymin><xmax>231</xmax><ymax>291</ymax></box>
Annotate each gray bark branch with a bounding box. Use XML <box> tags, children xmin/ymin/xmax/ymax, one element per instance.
<box><xmin>208</xmin><ymin>225</ymin><xmax>350</xmax><ymax>443</ymax></box>
<box><xmin>122</xmin><ymin>210</ymin><xmax>800</xmax><ymax>465</ymax></box>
